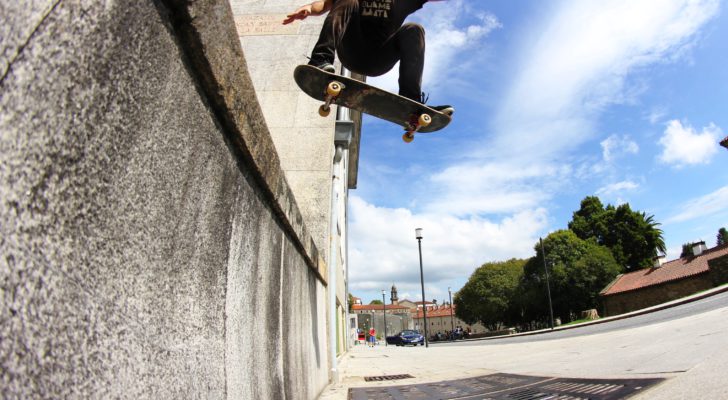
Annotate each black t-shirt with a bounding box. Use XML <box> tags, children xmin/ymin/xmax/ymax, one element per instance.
<box><xmin>358</xmin><ymin>0</ymin><xmax>427</xmax><ymax>43</ymax></box>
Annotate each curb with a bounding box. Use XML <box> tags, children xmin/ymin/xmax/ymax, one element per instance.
<box><xmin>451</xmin><ymin>283</ymin><xmax>728</xmax><ymax>343</ymax></box>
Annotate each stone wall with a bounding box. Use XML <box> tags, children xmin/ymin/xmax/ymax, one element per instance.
<box><xmin>602</xmin><ymin>274</ymin><xmax>714</xmax><ymax>317</ymax></box>
<box><xmin>1</xmin><ymin>0</ymin><xmax>330</xmax><ymax>398</ymax></box>
<box><xmin>708</xmin><ymin>254</ymin><xmax>728</xmax><ymax>287</ymax></box>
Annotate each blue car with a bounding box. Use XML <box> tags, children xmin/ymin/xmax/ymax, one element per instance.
<box><xmin>386</xmin><ymin>330</ymin><xmax>425</xmax><ymax>346</ymax></box>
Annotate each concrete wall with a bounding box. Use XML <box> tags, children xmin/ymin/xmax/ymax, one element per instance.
<box><xmin>229</xmin><ymin>0</ymin><xmax>362</xmax><ymax>358</ymax></box>
<box><xmin>231</xmin><ymin>0</ymin><xmax>336</xmax><ymax>260</ymax></box>
<box><xmin>1</xmin><ymin>0</ymin><xmax>332</xmax><ymax>397</ymax></box>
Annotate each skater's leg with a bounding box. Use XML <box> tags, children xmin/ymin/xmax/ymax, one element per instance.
<box><xmin>309</xmin><ymin>13</ymin><xmax>336</xmax><ymax>69</ymax></box>
<box><xmin>395</xmin><ymin>23</ymin><xmax>425</xmax><ymax>101</ymax></box>
<box><xmin>341</xmin><ymin>22</ymin><xmax>425</xmax><ymax>99</ymax></box>
<box><xmin>309</xmin><ymin>0</ymin><xmax>360</xmax><ymax>70</ymax></box>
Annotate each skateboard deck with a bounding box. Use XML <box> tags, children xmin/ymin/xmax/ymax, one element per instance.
<box><xmin>294</xmin><ymin>65</ymin><xmax>451</xmax><ymax>142</ymax></box>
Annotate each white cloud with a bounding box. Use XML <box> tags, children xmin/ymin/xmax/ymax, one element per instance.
<box><xmin>596</xmin><ymin>180</ymin><xmax>639</xmax><ymax>198</ymax></box>
<box><xmin>646</xmin><ymin>106</ymin><xmax>668</xmax><ymax>125</ymax></box>
<box><xmin>490</xmin><ymin>0</ymin><xmax>720</xmax><ymax>158</ymax></box>
<box><xmin>601</xmin><ymin>134</ymin><xmax>639</xmax><ymax>162</ymax></box>
<box><xmin>658</xmin><ymin>120</ymin><xmax>722</xmax><ymax>167</ymax></box>
<box><xmin>424</xmin><ymin>161</ymin><xmax>570</xmax><ymax>216</ymax></box>
<box><xmin>665</xmin><ymin>186</ymin><xmax>728</xmax><ymax>224</ymax></box>
<box><xmin>348</xmin><ymin>196</ymin><xmax>548</xmax><ymax>296</ymax></box>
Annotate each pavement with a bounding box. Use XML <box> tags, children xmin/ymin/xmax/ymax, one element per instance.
<box><xmin>317</xmin><ymin>286</ymin><xmax>728</xmax><ymax>399</ymax></box>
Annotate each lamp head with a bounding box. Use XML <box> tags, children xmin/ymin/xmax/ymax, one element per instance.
<box><xmin>415</xmin><ymin>228</ymin><xmax>423</xmax><ymax>239</ymax></box>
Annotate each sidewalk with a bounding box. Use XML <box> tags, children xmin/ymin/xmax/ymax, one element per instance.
<box><xmin>318</xmin><ymin>286</ymin><xmax>728</xmax><ymax>399</ymax></box>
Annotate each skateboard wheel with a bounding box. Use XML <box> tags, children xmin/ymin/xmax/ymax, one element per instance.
<box><xmin>402</xmin><ymin>132</ymin><xmax>414</xmax><ymax>143</ymax></box>
<box><xmin>327</xmin><ymin>81</ymin><xmax>342</xmax><ymax>97</ymax></box>
<box><xmin>319</xmin><ymin>105</ymin><xmax>331</xmax><ymax>117</ymax></box>
<box><xmin>418</xmin><ymin>113</ymin><xmax>432</xmax><ymax>127</ymax></box>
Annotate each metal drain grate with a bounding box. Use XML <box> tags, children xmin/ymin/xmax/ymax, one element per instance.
<box><xmin>364</xmin><ymin>374</ymin><xmax>415</xmax><ymax>382</ymax></box>
<box><xmin>350</xmin><ymin>373</ymin><xmax>664</xmax><ymax>400</ymax></box>
<box><xmin>507</xmin><ymin>388</ymin><xmax>585</xmax><ymax>400</ymax></box>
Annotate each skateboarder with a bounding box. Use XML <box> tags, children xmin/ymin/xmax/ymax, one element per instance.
<box><xmin>283</xmin><ymin>0</ymin><xmax>453</xmax><ymax>116</ymax></box>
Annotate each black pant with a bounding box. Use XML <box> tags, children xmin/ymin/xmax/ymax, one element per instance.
<box><xmin>309</xmin><ymin>8</ymin><xmax>425</xmax><ymax>102</ymax></box>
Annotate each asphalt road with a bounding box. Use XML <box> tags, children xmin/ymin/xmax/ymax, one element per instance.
<box><xmin>443</xmin><ymin>288</ymin><xmax>728</xmax><ymax>346</ymax></box>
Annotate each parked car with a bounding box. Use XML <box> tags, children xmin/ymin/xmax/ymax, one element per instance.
<box><xmin>386</xmin><ymin>330</ymin><xmax>425</xmax><ymax>346</ymax></box>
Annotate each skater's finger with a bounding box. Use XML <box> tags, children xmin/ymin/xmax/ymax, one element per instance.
<box><xmin>282</xmin><ymin>8</ymin><xmax>309</xmax><ymax>24</ymax></box>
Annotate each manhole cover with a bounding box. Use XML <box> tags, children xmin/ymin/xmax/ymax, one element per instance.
<box><xmin>349</xmin><ymin>373</ymin><xmax>664</xmax><ymax>400</ymax></box>
<box><xmin>365</xmin><ymin>374</ymin><xmax>415</xmax><ymax>382</ymax></box>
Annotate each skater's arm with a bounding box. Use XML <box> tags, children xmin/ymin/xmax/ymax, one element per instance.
<box><xmin>282</xmin><ymin>0</ymin><xmax>334</xmax><ymax>25</ymax></box>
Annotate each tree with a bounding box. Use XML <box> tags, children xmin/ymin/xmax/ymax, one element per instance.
<box><xmin>454</xmin><ymin>259</ymin><xmax>526</xmax><ymax>331</ymax></box>
<box><xmin>369</xmin><ymin>299</ymin><xmax>383</xmax><ymax>305</ymax></box>
<box><xmin>568</xmin><ymin>197</ymin><xmax>665</xmax><ymax>270</ymax></box>
<box><xmin>718</xmin><ymin>228</ymin><xmax>728</xmax><ymax>247</ymax></box>
<box><xmin>569</xmin><ymin>196</ymin><xmax>608</xmax><ymax>243</ymax></box>
<box><xmin>680</xmin><ymin>242</ymin><xmax>696</xmax><ymax>258</ymax></box>
<box><xmin>519</xmin><ymin>230</ymin><xmax>621</xmax><ymax>323</ymax></box>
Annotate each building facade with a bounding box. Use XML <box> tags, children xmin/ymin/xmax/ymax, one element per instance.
<box><xmin>600</xmin><ymin>243</ymin><xmax>728</xmax><ymax>317</ymax></box>
<box><xmin>412</xmin><ymin>304</ymin><xmax>489</xmax><ymax>336</ymax></box>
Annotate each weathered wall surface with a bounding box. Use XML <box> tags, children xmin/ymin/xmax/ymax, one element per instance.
<box><xmin>1</xmin><ymin>0</ymin><xmax>329</xmax><ymax>398</ymax></box>
<box><xmin>231</xmin><ymin>0</ymin><xmax>337</xmax><ymax>259</ymax></box>
<box><xmin>230</xmin><ymin>0</ymin><xmax>362</xmax><ymax>359</ymax></box>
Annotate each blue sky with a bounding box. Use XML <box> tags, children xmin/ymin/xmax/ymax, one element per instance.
<box><xmin>347</xmin><ymin>0</ymin><xmax>728</xmax><ymax>304</ymax></box>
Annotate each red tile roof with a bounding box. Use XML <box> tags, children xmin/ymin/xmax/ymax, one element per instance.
<box><xmin>601</xmin><ymin>244</ymin><xmax>728</xmax><ymax>296</ymax></box>
<box><xmin>352</xmin><ymin>304</ymin><xmax>410</xmax><ymax>311</ymax></box>
<box><xmin>413</xmin><ymin>305</ymin><xmax>456</xmax><ymax>319</ymax></box>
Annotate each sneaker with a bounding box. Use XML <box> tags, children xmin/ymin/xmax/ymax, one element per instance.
<box><xmin>417</xmin><ymin>92</ymin><xmax>454</xmax><ymax>116</ymax></box>
<box><xmin>309</xmin><ymin>61</ymin><xmax>336</xmax><ymax>74</ymax></box>
<box><xmin>431</xmin><ymin>104</ymin><xmax>454</xmax><ymax>116</ymax></box>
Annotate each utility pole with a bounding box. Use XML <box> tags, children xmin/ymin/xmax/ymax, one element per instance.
<box><xmin>540</xmin><ymin>237</ymin><xmax>555</xmax><ymax>330</ymax></box>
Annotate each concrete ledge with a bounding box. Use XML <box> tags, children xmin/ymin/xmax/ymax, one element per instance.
<box><xmin>161</xmin><ymin>0</ymin><xmax>326</xmax><ymax>283</ymax></box>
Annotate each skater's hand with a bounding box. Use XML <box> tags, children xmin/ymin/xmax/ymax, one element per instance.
<box><xmin>282</xmin><ymin>4</ymin><xmax>313</xmax><ymax>24</ymax></box>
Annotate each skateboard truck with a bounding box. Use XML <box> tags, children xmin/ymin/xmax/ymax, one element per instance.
<box><xmin>319</xmin><ymin>81</ymin><xmax>344</xmax><ymax>117</ymax></box>
<box><xmin>402</xmin><ymin>113</ymin><xmax>432</xmax><ymax>143</ymax></box>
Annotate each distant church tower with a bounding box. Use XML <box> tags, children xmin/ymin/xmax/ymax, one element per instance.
<box><xmin>390</xmin><ymin>284</ymin><xmax>399</xmax><ymax>305</ymax></box>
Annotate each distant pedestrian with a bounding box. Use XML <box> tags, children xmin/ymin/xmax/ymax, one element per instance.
<box><xmin>368</xmin><ymin>327</ymin><xmax>376</xmax><ymax>347</ymax></box>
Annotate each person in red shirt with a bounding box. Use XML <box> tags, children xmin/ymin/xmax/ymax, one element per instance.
<box><xmin>283</xmin><ymin>0</ymin><xmax>453</xmax><ymax>115</ymax></box>
<box><xmin>368</xmin><ymin>326</ymin><xmax>377</xmax><ymax>347</ymax></box>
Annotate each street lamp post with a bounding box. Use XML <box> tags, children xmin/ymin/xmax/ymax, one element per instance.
<box><xmin>416</xmin><ymin>228</ymin><xmax>429</xmax><ymax>347</ymax></box>
<box><xmin>448</xmin><ymin>287</ymin><xmax>455</xmax><ymax>341</ymax></box>
<box><xmin>540</xmin><ymin>237</ymin><xmax>556</xmax><ymax>330</ymax></box>
<box><xmin>382</xmin><ymin>290</ymin><xmax>387</xmax><ymax>347</ymax></box>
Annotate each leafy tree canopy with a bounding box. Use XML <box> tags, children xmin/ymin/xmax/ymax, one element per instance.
<box><xmin>718</xmin><ymin>228</ymin><xmax>728</xmax><ymax>247</ymax></box>
<box><xmin>520</xmin><ymin>230</ymin><xmax>621</xmax><ymax>323</ymax></box>
<box><xmin>568</xmin><ymin>196</ymin><xmax>665</xmax><ymax>270</ymax></box>
<box><xmin>681</xmin><ymin>242</ymin><xmax>698</xmax><ymax>258</ymax></box>
<box><xmin>369</xmin><ymin>299</ymin><xmax>383</xmax><ymax>305</ymax></box>
<box><xmin>454</xmin><ymin>258</ymin><xmax>526</xmax><ymax>331</ymax></box>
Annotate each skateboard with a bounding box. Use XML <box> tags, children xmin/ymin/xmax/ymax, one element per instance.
<box><xmin>294</xmin><ymin>65</ymin><xmax>451</xmax><ymax>143</ymax></box>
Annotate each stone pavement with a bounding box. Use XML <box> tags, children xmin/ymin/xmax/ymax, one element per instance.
<box><xmin>318</xmin><ymin>296</ymin><xmax>728</xmax><ymax>399</ymax></box>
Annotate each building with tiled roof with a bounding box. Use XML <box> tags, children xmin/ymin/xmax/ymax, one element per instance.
<box><xmin>412</xmin><ymin>304</ymin><xmax>488</xmax><ymax>335</ymax></box>
<box><xmin>351</xmin><ymin>303</ymin><xmax>411</xmax><ymax>313</ymax></box>
<box><xmin>600</xmin><ymin>242</ymin><xmax>728</xmax><ymax>316</ymax></box>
